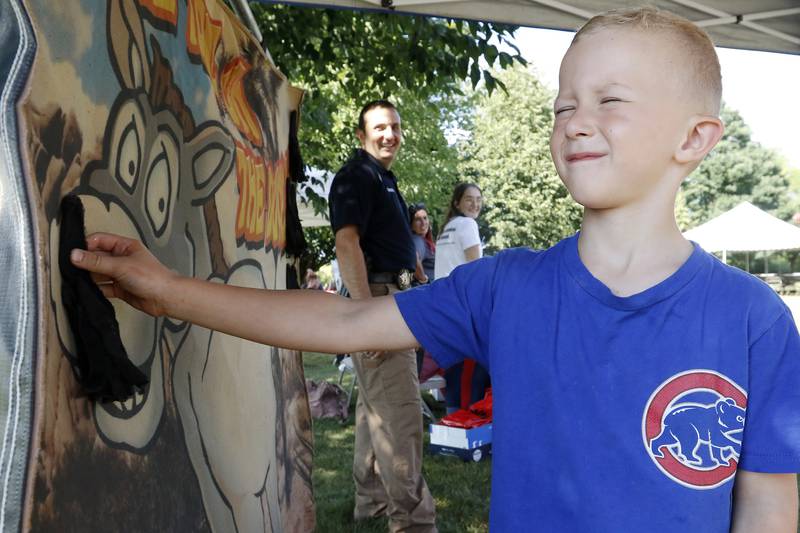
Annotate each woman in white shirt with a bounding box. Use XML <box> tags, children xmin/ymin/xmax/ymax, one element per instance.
<box><xmin>434</xmin><ymin>184</ymin><xmax>483</xmax><ymax>279</ymax></box>
<box><xmin>435</xmin><ymin>183</ymin><xmax>491</xmax><ymax>413</ymax></box>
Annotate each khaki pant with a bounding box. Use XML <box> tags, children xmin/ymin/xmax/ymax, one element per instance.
<box><xmin>351</xmin><ymin>283</ymin><xmax>437</xmax><ymax>533</ymax></box>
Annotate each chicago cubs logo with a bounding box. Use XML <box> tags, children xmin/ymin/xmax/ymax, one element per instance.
<box><xmin>642</xmin><ymin>369</ymin><xmax>747</xmax><ymax>489</ymax></box>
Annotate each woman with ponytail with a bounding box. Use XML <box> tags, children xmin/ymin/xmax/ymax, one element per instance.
<box><xmin>435</xmin><ymin>183</ymin><xmax>491</xmax><ymax>414</ymax></box>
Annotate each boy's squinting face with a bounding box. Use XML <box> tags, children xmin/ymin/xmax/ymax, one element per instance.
<box><xmin>551</xmin><ymin>29</ymin><xmax>693</xmax><ymax>210</ymax></box>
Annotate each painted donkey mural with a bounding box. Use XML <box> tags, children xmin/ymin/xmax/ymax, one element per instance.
<box><xmin>51</xmin><ymin>0</ymin><xmax>283</xmax><ymax>530</ymax></box>
<box><xmin>6</xmin><ymin>0</ymin><xmax>314</xmax><ymax>530</ymax></box>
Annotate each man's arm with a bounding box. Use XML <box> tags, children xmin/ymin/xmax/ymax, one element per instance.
<box><xmin>731</xmin><ymin>470</ymin><xmax>798</xmax><ymax>532</ymax></box>
<box><xmin>70</xmin><ymin>232</ymin><xmax>419</xmax><ymax>353</ymax></box>
<box><xmin>335</xmin><ymin>225</ymin><xmax>371</xmax><ymax>299</ymax></box>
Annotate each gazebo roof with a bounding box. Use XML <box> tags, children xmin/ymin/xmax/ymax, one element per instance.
<box><xmin>683</xmin><ymin>202</ymin><xmax>800</xmax><ymax>252</ymax></box>
<box><xmin>260</xmin><ymin>1</ymin><xmax>800</xmax><ymax>56</ymax></box>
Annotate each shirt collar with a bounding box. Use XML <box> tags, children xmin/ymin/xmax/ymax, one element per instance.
<box><xmin>356</xmin><ymin>149</ymin><xmax>395</xmax><ymax>178</ymax></box>
<box><xmin>561</xmin><ymin>232</ymin><xmax>708</xmax><ymax>311</ymax></box>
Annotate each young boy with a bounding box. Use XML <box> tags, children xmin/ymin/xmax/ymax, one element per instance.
<box><xmin>71</xmin><ymin>7</ymin><xmax>799</xmax><ymax>531</ymax></box>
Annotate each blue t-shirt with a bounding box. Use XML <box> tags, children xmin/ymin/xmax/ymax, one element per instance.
<box><xmin>395</xmin><ymin>234</ymin><xmax>800</xmax><ymax>532</ymax></box>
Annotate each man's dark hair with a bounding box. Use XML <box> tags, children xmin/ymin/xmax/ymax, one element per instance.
<box><xmin>357</xmin><ymin>99</ymin><xmax>397</xmax><ymax>131</ymax></box>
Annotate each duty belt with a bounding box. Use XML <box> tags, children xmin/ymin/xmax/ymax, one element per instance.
<box><xmin>367</xmin><ymin>269</ymin><xmax>413</xmax><ymax>290</ymax></box>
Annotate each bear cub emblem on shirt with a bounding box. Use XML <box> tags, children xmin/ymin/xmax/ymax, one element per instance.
<box><xmin>649</xmin><ymin>397</ymin><xmax>744</xmax><ymax>467</ymax></box>
<box><xmin>642</xmin><ymin>370</ymin><xmax>747</xmax><ymax>489</ymax></box>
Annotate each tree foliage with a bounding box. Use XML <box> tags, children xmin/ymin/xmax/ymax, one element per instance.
<box><xmin>251</xmin><ymin>4</ymin><xmax>525</xmax><ymax>184</ymax></box>
<box><xmin>252</xmin><ymin>4</ymin><xmax>523</xmax><ymax>100</ymax></box>
<box><xmin>681</xmin><ymin>105</ymin><xmax>796</xmax><ymax>227</ymax></box>
<box><xmin>301</xmin><ymin>226</ymin><xmax>336</xmax><ymax>272</ymax></box>
<box><xmin>250</xmin><ymin>4</ymin><xmax>526</xmax><ymax>262</ymax></box>
<box><xmin>459</xmin><ymin>66</ymin><xmax>582</xmax><ymax>253</ymax></box>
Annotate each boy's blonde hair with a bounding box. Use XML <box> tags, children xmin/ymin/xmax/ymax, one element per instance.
<box><xmin>573</xmin><ymin>6</ymin><xmax>722</xmax><ymax>115</ymax></box>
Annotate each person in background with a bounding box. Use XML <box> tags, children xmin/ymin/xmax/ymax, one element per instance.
<box><xmin>409</xmin><ymin>202</ymin><xmax>438</xmax><ymax>379</ymax></box>
<box><xmin>435</xmin><ymin>183</ymin><xmax>491</xmax><ymax>414</ymax></box>
<box><xmin>409</xmin><ymin>203</ymin><xmax>435</xmax><ymax>285</ymax></box>
<box><xmin>326</xmin><ymin>100</ymin><xmax>436</xmax><ymax>531</ymax></box>
<box><xmin>302</xmin><ymin>268</ymin><xmax>323</xmax><ymax>290</ymax></box>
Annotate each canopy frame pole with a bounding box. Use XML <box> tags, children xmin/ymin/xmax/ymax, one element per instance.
<box><xmin>524</xmin><ymin>0</ymin><xmax>594</xmax><ymax>20</ymax></box>
<box><xmin>672</xmin><ymin>0</ymin><xmax>800</xmax><ymax>46</ymax></box>
<box><xmin>390</xmin><ymin>0</ymin><xmax>473</xmax><ymax>6</ymax></box>
<box><xmin>698</xmin><ymin>7</ymin><xmax>800</xmax><ymax>27</ymax></box>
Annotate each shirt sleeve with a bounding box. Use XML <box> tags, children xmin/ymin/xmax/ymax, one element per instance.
<box><xmin>457</xmin><ymin>217</ymin><xmax>481</xmax><ymax>252</ymax></box>
<box><xmin>412</xmin><ymin>235</ymin><xmax>426</xmax><ymax>260</ymax></box>
<box><xmin>738</xmin><ymin>309</ymin><xmax>800</xmax><ymax>472</ymax></box>
<box><xmin>394</xmin><ymin>253</ymin><xmax>500</xmax><ymax>370</ymax></box>
<box><xmin>328</xmin><ymin>166</ymin><xmax>375</xmax><ymax>234</ymax></box>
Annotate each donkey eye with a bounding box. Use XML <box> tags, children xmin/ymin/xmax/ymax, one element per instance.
<box><xmin>114</xmin><ymin>115</ymin><xmax>141</xmax><ymax>193</ymax></box>
<box><xmin>145</xmin><ymin>132</ymin><xmax>178</xmax><ymax>238</ymax></box>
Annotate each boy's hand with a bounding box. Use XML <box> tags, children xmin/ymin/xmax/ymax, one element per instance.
<box><xmin>69</xmin><ymin>232</ymin><xmax>420</xmax><ymax>355</ymax></box>
<box><xmin>70</xmin><ymin>232</ymin><xmax>178</xmax><ymax>318</ymax></box>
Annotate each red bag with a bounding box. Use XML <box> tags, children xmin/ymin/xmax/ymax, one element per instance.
<box><xmin>469</xmin><ymin>388</ymin><xmax>493</xmax><ymax>419</ymax></box>
<box><xmin>440</xmin><ymin>408</ymin><xmax>489</xmax><ymax>429</ymax></box>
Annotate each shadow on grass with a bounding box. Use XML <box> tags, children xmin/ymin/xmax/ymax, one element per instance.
<box><xmin>305</xmin><ymin>353</ymin><xmax>492</xmax><ymax>533</ymax></box>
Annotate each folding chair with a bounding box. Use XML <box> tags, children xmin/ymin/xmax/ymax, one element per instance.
<box><xmin>339</xmin><ymin>355</ymin><xmax>445</xmax><ymax>422</ymax></box>
<box><xmin>419</xmin><ymin>375</ymin><xmax>446</xmax><ymax>422</ymax></box>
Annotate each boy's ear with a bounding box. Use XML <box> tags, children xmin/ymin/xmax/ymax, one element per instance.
<box><xmin>675</xmin><ymin>115</ymin><xmax>724</xmax><ymax>165</ymax></box>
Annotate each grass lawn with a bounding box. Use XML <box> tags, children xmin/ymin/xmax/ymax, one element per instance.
<box><xmin>303</xmin><ymin>352</ymin><xmax>492</xmax><ymax>533</ymax></box>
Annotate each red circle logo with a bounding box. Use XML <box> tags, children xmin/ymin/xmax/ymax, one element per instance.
<box><xmin>642</xmin><ymin>370</ymin><xmax>747</xmax><ymax>489</ymax></box>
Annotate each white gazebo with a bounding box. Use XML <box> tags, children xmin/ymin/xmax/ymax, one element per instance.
<box><xmin>683</xmin><ymin>201</ymin><xmax>800</xmax><ymax>268</ymax></box>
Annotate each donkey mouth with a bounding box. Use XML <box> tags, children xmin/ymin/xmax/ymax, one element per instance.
<box><xmin>101</xmin><ymin>386</ymin><xmax>149</xmax><ymax>418</ymax></box>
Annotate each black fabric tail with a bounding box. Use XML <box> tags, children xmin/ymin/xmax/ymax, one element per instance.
<box><xmin>284</xmin><ymin>110</ymin><xmax>307</xmax><ymax>257</ymax></box>
<box><xmin>58</xmin><ymin>194</ymin><xmax>149</xmax><ymax>402</ymax></box>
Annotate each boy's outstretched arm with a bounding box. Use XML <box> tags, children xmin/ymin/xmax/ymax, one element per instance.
<box><xmin>70</xmin><ymin>232</ymin><xmax>419</xmax><ymax>354</ymax></box>
<box><xmin>731</xmin><ymin>471</ymin><xmax>798</xmax><ymax>532</ymax></box>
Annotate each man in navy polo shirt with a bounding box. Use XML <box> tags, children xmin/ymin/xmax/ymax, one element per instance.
<box><xmin>327</xmin><ymin>100</ymin><xmax>436</xmax><ymax>532</ymax></box>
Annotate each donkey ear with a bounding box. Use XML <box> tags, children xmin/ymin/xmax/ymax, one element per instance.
<box><xmin>186</xmin><ymin>123</ymin><xmax>235</xmax><ymax>205</ymax></box>
<box><xmin>108</xmin><ymin>0</ymin><xmax>150</xmax><ymax>91</ymax></box>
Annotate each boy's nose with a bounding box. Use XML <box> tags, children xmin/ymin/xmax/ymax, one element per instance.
<box><xmin>565</xmin><ymin>110</ymin><xmax>595</xmax><ymax>139</ymax></box>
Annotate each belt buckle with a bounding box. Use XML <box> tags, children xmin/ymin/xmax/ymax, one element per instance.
<box><xmin>396</xmin><ymin>269</ymin><xmax>412</xmax><ymax>290</ymax></box>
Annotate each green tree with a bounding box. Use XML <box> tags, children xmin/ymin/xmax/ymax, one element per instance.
<box><xmin>459</xmin><ymin>66</ymin><xmax>581</xmax><ymax>253</ymax></box>
<box><xmin>250</xmin><ymin>4</ymin><xmax>526</xmax><ymax>263</ymax></box>
<box><xmin>389</xmin><ymin>93</ymin><xmax>464</xmax><ymax>233</ymax></box>
<box><xmin>682</xmin><ymin>105</ymin><xmax>796</xmax><ymax>226</ymax></box>
<box><xmin>787</xmin><ymin>166</ymin><xmax>800</xmax><ymax>194</ymax></box>
<box><xmin>301</xmin><ymin>226</ymin><xmax>336</xmax><ymax>272</ymax></box>
<box><xmin>251</xmin><ymin>4</ymin><xmax>524</xmax><ymax>192</ymax></box>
